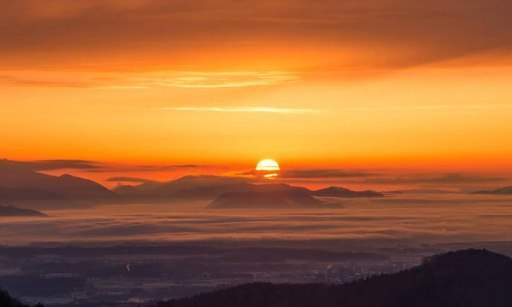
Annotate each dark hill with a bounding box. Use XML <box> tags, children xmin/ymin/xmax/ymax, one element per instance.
<box><xmin>0</xmin><ymin>187</ymin><xmax>63</xmax><ymax>203</ymax></box>
<box><xmin>153</xmin><ymin>176</ymin><xmax>250</xmax><ymax>199</ymax></box>
<box><xmin>119</xmin><ymin>174</ymin><xmax>381</xmax><ymax>203</ymax></box>
<box><xmin>114</xmin><ymin>175</ymin><xmax>253</xmax><ymax>200</ymax></box>
<box><xmin>208</xmin><ymin>190</ymin><xmax>323</xmax><ymax>209</ymax></box>
<box><xmin>157</xmin><ymin>249</ymin><xmax>512</xmax><ymax>307</ymax></box>
<box><xmin>51</xmin><ymin>174</ymin><xmax>118</xmax><ymax>199</ymax></box>
<box><xmin>313</xmin><ymin>186</ymin><xmax>384</xmax><ymax>198</ymax></box>
<box><xmin>0</xmin><ymin>289</ymin><xmax>27</xmax><ymax>307</ymax></box>
<box><xmin>0</xmin><ymin>160</ymin><xmax>118</xmax><ymax>202</ymax></box>
<box><xmin>0</xmin><ymin>205</ymin><xmax>47</xmax><ymax>217</ymax></box>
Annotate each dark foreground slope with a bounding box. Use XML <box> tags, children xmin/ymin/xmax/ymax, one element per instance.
<box><xmin>158</xmin><ymin>249</ymin><xmax>512</xmax><ymax>307</ymax></box>
<box><xmin>0</xmin><ymin>289</ymin><xmax>27</xmax><ymax>307</ymax></box>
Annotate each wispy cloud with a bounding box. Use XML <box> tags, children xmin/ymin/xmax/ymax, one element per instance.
<box><xmin>1</xmin><ymin>159</ymin><xmax>201</xmax><ymax>173</ymax></box>
<box><xmin>0</xmin><ymin>71</ymin><xmax>298</xmax><ymax>89</ymax></box>
<box><xmin>138</xmin><ymin>71</ymin><xmax>298</xmax><ymax>88</ymax></box>
<box><xmin>1</xmin><ymin>159</ymin><xmax>103</xmax><ymax>171</ymax></box>
<box><xmin>343</xmin><ymin>104</ymin><xmax>512</xmax><ymax>112</ymax></box>
<box><xmin>106</xmin><ymin>177</ymin><xmax>156</xmax><ymax>183</ymax></box>
<box><xmin>362</xmin><ymin>173</ymin><xmax>508</xmax><ymax>185</ymax></box>
<box><xmin>84</xmin><ymin>164</ymin><xmax>201</xmax><ymax>173</ymax></box>
<box><xmin>161</xmin><ymin>106</ymin><xmax>319</xmax><ymax>114</ymax></box>
<box><xmin>280</xmin><ymin>169</ymin><xmax>378</xmax><ymax>179</ymax></box>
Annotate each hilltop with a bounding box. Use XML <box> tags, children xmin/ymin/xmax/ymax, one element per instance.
<box><xmin>158</xmin><ymin>249</ymin><xmax>512</xmax><ymax>307</ymax></box>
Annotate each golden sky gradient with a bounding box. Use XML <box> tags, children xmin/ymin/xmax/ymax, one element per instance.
<box><xmin>2</xmin><ymin>0</ymin><xmax>512</xmax><ymax>174</ymax></box>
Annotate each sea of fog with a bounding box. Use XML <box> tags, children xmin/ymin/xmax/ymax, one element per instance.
<box><xmin>1</xmin><ymin>193</ymin><xmax>512</xmax><ymax>246</ymax></box>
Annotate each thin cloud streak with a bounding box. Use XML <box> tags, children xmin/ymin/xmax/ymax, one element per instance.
<box><xmin>280</xmin><ymin>169</ymin><xmax>378</xmax><ymax>179</ymax></box>
<box><xmin>160</xmin><ymin>103</ymin><xmax>510</xmax><ymax>114</ymax></box>
<box><xmin>343</xmin><ymin>104</ymin><xmax>512</xmax><ymax>112</ymax></box>
<box><xmin>0</xmin><ymin>70</ymin><xmax>298</xmax><ymax>89</ymax></box>
<box><xmin>160</xmin><ymin>106</ymin><xmax>320</xmax><ymax>114</ymax></box>
<box><xmin>1</xmin><ymin>159</ymin><xmax>202</xmax><ymax>173</ymax></box>
<box><xmin>140</xmin><ymin>71</ymin><xmax>298</xmax><ymax>88</ymax></box>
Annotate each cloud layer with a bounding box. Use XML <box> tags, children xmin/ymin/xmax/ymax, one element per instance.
<box><xmin>163</xmin><ymin>106</ymin><xmax>318</xmax><ymax>114</ymax></box>
<box><xmin>280</xmin><ymin>169</ymin><xmax>377</xmax><ymax>179</ymax></box>
<box><xmin>3</xmin><ymin>197</ymin><xmax>512</xmax><ymax>245</ymax></box>
<box><xmin>1</xmin><ymin>159</ymin><xmax>200</xmax><ymax>173</ymax></box>
<box><xmin>1</xmin><ymin>0</ymin><xmax>511</xmax><ymax>71</ymax></box>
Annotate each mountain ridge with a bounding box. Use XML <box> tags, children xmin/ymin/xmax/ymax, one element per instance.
<box><xmin>157</xmin><ymin>249</ymin><xmax>512</xmax><ymax>307</ymax></box>
<box><xmin>114</xmin><ymin>175</ymin><xmax>383</xmax><ymax>202</ymax></box>
<box><xmin>0</xmin><ymin>205</ymin><xmax>47</xmax><ymax>217</ymax></box>
<box><xmin>208</xmin><ymin>190</ymin><xmax>325</xmax><ymax>209</ymax></box>
<box><xmin>0</xmin><ymin>160</ymin><xmax>119</xmax><ymax>204</ymax></box>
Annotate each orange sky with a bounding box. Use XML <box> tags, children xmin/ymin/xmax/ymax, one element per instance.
<box><xmin>2</xmin><ymin>0</ymin><xmax>512</xmax><ymax>175</ymax></box>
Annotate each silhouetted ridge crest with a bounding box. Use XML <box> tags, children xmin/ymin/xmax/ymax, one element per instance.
<box><xmin>157</xmin><ymin>249</ymin><xmax>512</xmax><ymax>307</ymax></box>
<box><xmin>0</xmin><ymin>160</ymin><xmax>119</xmax><ymax>203</ymax></box>
<box><xmin>113</xmin><ymin>174</ymin><xmax>383</xmax><ymax>202</ymax></box>
<box><xmin>312</xmin><ymin>186</ymin><xmax>384</xmax><ymax>198</ymax></box>
<box><xmin>420</xmin><ymin>249</ymin><xmax>512</xmax><ymax>272</ymax></box>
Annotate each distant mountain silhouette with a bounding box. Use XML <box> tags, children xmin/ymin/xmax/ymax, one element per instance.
<box><xmin>207</xmin><ymin>182</ymin><xmax>384</xmax><ymax>208</ymax></box>
<box><xmin>0</xmin><ymin>289</ymin><xmax>26</xmax><ymax>307</ymax></box>
<box><xmin>0</xmin><ymin>186</ymin><xmax>63</xmax><ymax>203</ymax></box>
<box><xmin>158</xmin><ymin>249</ymin><xmax>512</xmax><ymax>307</ymax></box>
<box><xmin>0</xmin><ymin>205</ymin><xmax>46</xmax><ymax>217</ymax></box>
<box><xmin>387</xmin><ymin>189</ymin><xmax>458</xmax><ymax>195</ymax></box>
<box><xmin>473</xmin><ymin>186</ymin><xmax>512</xmax><ymax>195</ymax></box>
<box><xmin>208</xmin><ymin>190</ymin><xmax>324</xmax><ymax>209</ymax></box>
<box><xmin>312</xmin><ymin>187</ymin><xmax>384</xmax><ymax>198</ymax></box>
<box><xmin>114</xmin><ymin>175</ymin><xmax>381</xmax><ymax>204</ymax></box>
<box><xmin>112</xmin><ymin>184</ymin><xmax>156</xmax><ymax>199</ymax></box>
<box><xmin>0</xmin><ymin>162</ymin><xmax>383</xmax><ymax>206</ymax></box>
<box><xmin>0</xmin><ymin>160</ymin><xmax>119</xmax><ymax>203</ymax></box>
<box><xmin>114</xmin><ymin>175</ymin><xmax>251</xmax><ymax>200</ymax></box>
<box><xmin>153</xmin><ymin>175</ymin><xmax>249</xmax><ymax>196</ymax></box>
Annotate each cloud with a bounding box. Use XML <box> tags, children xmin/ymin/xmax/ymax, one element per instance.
<box><xmin>106</xmin><ymin>177</ymin><xmax>156</xmax><ymax>183</ymax></box>
<box><xmin>363</xmin><ymin>173</ymin><xmax>508</xmax><ymax>185</ymax></box>
<box><xmin>341</xmin><ymin>104</ymin><xmax>512</xmax><ymax>112</ymax></box>
<box><xmin>1</xmin><ymin>0</ymin><xmax>511</xmax><ymax>71</ymax></box>
<box><xmin>4</xmin><ymin>197</ymin><xmax>512</xmax><ymax>244</ymax></box>
<box><xmin>1</xmin><ymin>159</ymin><xmax>102</xmax><ymax>171</ymax></box>
<box><xmin>30</xmin><ymin>160</ymin><xmax>103</xmax><ymax>170</ymax></box>
<box><xmin>0</xmin><ymin>70</ymin><xmax>297</xmax><ymax>89</ymax></box>
<box><xmin>84</xmin><ymin>164</ymin><xmax>201</xmax><ymax>173</ymax></box>
<box><xmin>280</xmin><ymin>169</ymin><xmax>378</xmax><ymax>178</ymax></box>
<box><xmin>0</xmin><ymin>74</ymin><xmax>94</xmax><ymax>88</ymax></box>
<box><xmin>0</xmin><ymin>159</ymin><xmax>200</xmax><ymax>173</ymax></box>
<box><xmin>162</xmin><ymin>106</ymin><xmax>318</xmax><ymax>114</ymax></box>
<box><xmin>137</xmin><ymin>71</ymin><xmax>298</xmax><ymax>88</ymax></box>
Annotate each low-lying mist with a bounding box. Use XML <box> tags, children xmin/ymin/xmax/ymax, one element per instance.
<box><xmin>2</xmin><ymin>193</ymin><xmax>512</xmax><ymax>246</ymax></box>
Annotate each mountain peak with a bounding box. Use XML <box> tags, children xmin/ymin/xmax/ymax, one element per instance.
<box><xmin>420</xmin><ymin>249</ymin><xmax>512</xmax><ymax>272</ymax></box>
<box><xmin>313</xmin><ymin>186</ymin><xmax>384</xmax><ymax>198</ymax></box>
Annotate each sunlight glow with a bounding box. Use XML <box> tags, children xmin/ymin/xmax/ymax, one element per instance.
<box><xmin>256</xmin><ymin>159</ymin><xmax>280</xmax><ymax>171</ymax></box>
<box><xmin>256</xmin><ymin>159</ymin><xmax>280</xmax><ymax>179</ymax></box>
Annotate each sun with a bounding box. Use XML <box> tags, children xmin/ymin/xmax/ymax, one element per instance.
<box><xmin>256</xmin><ymin>159</ymin><xmax>280</xmax><ymax>171</ymax></box>
<box><xmin>255</xmin><ymin>159</ymin><xmax>280</xmax><ymax>179</ymax></box>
